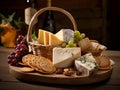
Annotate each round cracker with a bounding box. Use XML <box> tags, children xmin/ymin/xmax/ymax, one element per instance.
<box><xmin>99</xmin><ymin>55</ymin><xmax>110</xmax><ymax>67</ymax></box>
<box><xmin>98</xmin><ymin>55</ymin><xmax>111</xmax><ymax>70</ymax></box>
<box><xmin>18</xmin><ymin>62</ymin><xmax>28</xmax><ymax>66</ymax></box>
<box><xmin>94</xmin><ymin>56</ymin><xmax>101</xmax><ymax>66</ymax></box>
<box><xmin>22</xmin><ymin>54</ymin><xmax>34</xmax><ymax>66</ymax></box>
<box><xmin>19</xmin><ymin>67</ymin><xmax>34</xmax><ymax>72</ymax></box>
<box><xmin>38</xmin><ymin>57</ymin><xmax>56</xmax><ymax>73</ymax></box>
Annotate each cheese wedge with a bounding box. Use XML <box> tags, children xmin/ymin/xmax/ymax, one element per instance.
<box><xmin>49</xmin><ymin>33</ymin><xmax>62</xmax><ymax>45</ymax></box>
<box><xmin>38</xmin><ymin>29</ymin><xmax>44</xmax><ymax>44</ymax></box>
<box><xmin>53</xmin><ymin>47</ymin><xmax>81</xmax><ymax>68</ymax></box>
<box><xmin>38</xmin><ymin>29</ymin><xmax>62</xmax><ymax>45</ymax></box>
<box><xmin>75</xmin><ymin>53</ymin><xmax>98</xmax><ymax>76</ymax></box>
<box><xmin>44</xmin><ymin>31</ymin><xmax>49</xmax><ymax>45</ymax></box>
<box><xmin>55</xmin><ymin>29</ymin><xmax>74</xmax><ymax>42</ymax></box>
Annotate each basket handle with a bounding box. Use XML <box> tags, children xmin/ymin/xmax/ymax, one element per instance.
<box><xmin>27</xmin><ymin>7</ymin><xmax>78</xmax><ymax>42</ymax></box>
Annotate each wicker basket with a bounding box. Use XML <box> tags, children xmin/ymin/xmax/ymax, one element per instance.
<box><xmin>27</xmin><ymin>7</ymin><xmax>78</xmax><ymax>60</ymax></box>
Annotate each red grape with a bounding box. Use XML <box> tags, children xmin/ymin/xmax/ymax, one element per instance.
<box><xmin>8</xmin><ymin>35</ymin><xmax>29</xmax><ymax>66</ymax></box>
<box><xmin>20</xmin><ymin>40</ymin><xmax>28</xmax><ymax>46</ymax></box>
<box><xmin>16</xmin><ymin>35</ymin><xmax>24</xmax><ymax>44</ymax></box>
<box><xmin>20</xmin><ymin>44</ymin><xmax>27</xmax><ymax>49</ymax></box>
<box><xmin>15</xmin><ymin>53</ymin><xmax>21</xmax><ymax>59</ymax></box>
<box><xmin>15</xmin><ymin>49</ymin><xmax>21</xmax><ymax>55</ymax></box>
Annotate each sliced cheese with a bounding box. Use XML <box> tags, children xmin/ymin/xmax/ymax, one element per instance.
<box><xmin>44</xmin><ymin>31</ymin><xmax>49</xmax><ymax>45</ymax></box>
<box><xmin>55</xmin><ymin>29</ymin><xmax>74</xmax><ymax>43</ymax></box>
<box><xmin>37</xmin><ymin>29</ymin><xmax>62</xmax><ymax>45</ymax></box>
<box><xmin>75</xmin><ymin>53</ymin><xmax>98</xmax><ymax>76</ymax></box>
<box><xmin>53</xmin><ymin>47</ymin><xmax>81</xmax><ymax>68</ymax></box>
<box><xmin>49</xmin><ymin>33</ymin><xmax>62</xmax><ymax>45</ymax></box>
<box><xmin>38</xmin><ymin>29</ymin><xmax>44</xmax><ymax>44</ymax></box>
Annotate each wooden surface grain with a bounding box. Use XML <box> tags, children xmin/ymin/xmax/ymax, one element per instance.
<box><xmin>9</xmin><ymin>65</ymin><xmax>113</xmax><ymax>85</ymax></box>
<box><xmin>0</xmin><ymin>47</ymin><xmax>120</xmax><ymax>90</ymax></box>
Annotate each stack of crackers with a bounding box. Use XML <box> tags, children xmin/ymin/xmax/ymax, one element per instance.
<box><xmin>20</xmin><ymin>54</ymin><xmax>56</xmax><ymax>74</ymax></box>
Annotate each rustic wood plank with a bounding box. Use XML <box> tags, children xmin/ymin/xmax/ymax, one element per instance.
<box><xmin>40</xmin><ymin>8</ymin><xmax>102</xmax><ymax>19</ymax></box>
<box><xmin>101</xmin><ymin>0</ymin><xmax>107</xmax><ymax>45</ymax></box>
<box><xmin>0</xmin><ymin>48</ymin><xmax>120</xmax><ymax>89</ymax></box>
<box><xmin>0</xmin><ymin>82</ymin><xmax>120</xmax><ymax>90</ymax></box>
<box><xmin>69</xmin><ymin>8</ymin><xmax>102</xmax><ymax>18</ymax></box>
<box><xmin>51</xmin><ymin>0</ymin><xmax>101</xmax><ymax>9</ymax></box>
<box><xmin>51</xmin><ymin>8</ymin><xmax>102</xmax><ymax>18</ymax></box>
<box><xmin>9</xmin><ymin>65</ymin><xmax>113</xmax><ymax>85</ymax></box>
<box><xmin>0</xmin><ymin>47</ymin><xmax>14</xmax><ymax>53</ymax></box>
<box><xmin>76</xmin><ymin>18</ymin><xmax>103</xmax><ymax>29</ymax></box>
<box><xmin>103</xmin><ymin>51</ymin><xmax>120</xmax><ymax>57</ymax></box>
<box><xmin>0</xmin><ymin>50</ymin><xmax>20</xmax><ymax>82</ymax></box>
<box><xmin>53</xmin><ymin>18</ymin><xmax>103</xmax><ymax>30</ymax></box>
<box><xmin>78</xmin><ymin>29</ymin><xmax>103</xmax><ymax>41</ymax></box>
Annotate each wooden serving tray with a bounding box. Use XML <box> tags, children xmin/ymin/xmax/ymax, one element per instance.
<box><xmin>9</xmin><ymin>65</ymin><xmax>113</xmax><ymax>85</ymax></box>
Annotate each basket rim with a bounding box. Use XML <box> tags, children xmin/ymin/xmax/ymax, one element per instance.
<box><xmin>28</xmin><ymin>41</ymin><xmax>61</xmax><ymax>47</ymax></box>
<box><xmin>27</xmin><ymin>6</ymin><xmax>78</xmax><ymax>43</ymax></box>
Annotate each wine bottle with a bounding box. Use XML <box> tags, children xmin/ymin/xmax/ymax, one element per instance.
<box><xmin>24</xmin><ymin>0</ymin><xmax>38</xmax><ymax>25</ymax></box>
<box><xmin>42</xmin><ymin>0</ymin><xmax>56</xmax><ymax>33</ymax></box>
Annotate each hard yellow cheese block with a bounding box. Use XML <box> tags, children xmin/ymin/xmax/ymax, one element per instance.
<box><xmin>38</xmin><ymin>29</ymin><xmax>44</xmax><ymax>44</ymax></box>
<box><xmin>38</xmin><ymin>29</ymin><xmax>62</xmax><ymax>45</ymax></box>
<box><xmin>44</xmin><ymin>31</ymin><xmax>49</xmax><ymax>45</ymax></box>
<box><xmin>49</xmin><ymin>33</ymin><xmax>62</xmax><ymax>45</ymax></box>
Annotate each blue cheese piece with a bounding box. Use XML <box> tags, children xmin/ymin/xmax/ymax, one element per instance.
<box><xmin>75</xmin><ymin>53</ymin><xmax>98</xmax><ymax>76</ymax></box>
<box><xmin>55</xmin><ymin>29</ymin><xmax>74</xmax><ymax>42</ymax></box>
<box><xmin>53</xmin><ymin>47</ymin><xmax>81</xmax><ymax>68</ymax></box>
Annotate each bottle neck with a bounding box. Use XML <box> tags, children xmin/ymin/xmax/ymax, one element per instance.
<box><xmin>46</xmin><ymin>10</ymin><xmax>54</xmax><ymax>19</ymax></box>
<box><xmin>26</xmin><ymin>0</ymin><xmax>38</xmax><ymax>9</ymax></box>
<box><xmin>47</xmin><ymin>0</ymin><xmax>52</xmax><ymax>7</ymax></box>
<box><xmin>42</xmin><ymin>10</ymin><xmax>56</xmax><ymax>33</ymax></box>
<box><xmin>25</xmin><ymin>0</ymin><xmax>38</xmax><ymax>25</ymax></box>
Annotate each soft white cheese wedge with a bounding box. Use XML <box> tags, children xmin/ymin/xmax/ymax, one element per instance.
<box><xmin>53</xmin><ymin>47</ymin><xmax>81</xmax><ymax>68</ymax></box>
<box><xmin>75</xmin><ymin>53</ymin><xmax>98</xmax><ymax>76</ymax></box>
<box><xmin>55</xmin><ymin>29</ymin><xmax>74</xmax><ymax>42</ymax></box>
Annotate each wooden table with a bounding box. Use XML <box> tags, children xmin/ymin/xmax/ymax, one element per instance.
<box><xmin>0</xmin><ymin>47</ymin><xmax>120</xmax><ymax>90</ymax></box>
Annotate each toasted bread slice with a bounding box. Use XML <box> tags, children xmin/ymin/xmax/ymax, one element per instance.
<box><xmin>78</xmin><ymin>37</ymin><xmax>91</xmax><ymax>51</ymax></box>
<box><xmin>95</xmin><ymin>55</ymin><xmax>111</xmax><ymax>70</ymax></box>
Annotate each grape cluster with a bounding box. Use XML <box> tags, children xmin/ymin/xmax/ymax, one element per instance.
<box><xmin>74</xmin><ymin>31</ymin><xmax>85</xmax><ymax>43</ymax></box>
<box><xmin>61</xmin><ymin>31</ymin><xmax>85</xmax><ymax>48</ymax></box>
<box><xmin>62</xmin><ymin>40</ymin><xmax>77</xmax><ymax>48</ymax></box>
<box><xmin>8</xmin><ymin>35</ymin><xmax>29</xmax><ymax>65</ymax></box>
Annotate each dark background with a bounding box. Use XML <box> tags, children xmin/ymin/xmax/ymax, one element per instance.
<box><xmin>107</xmin><ymin>0</ymin><xmax>120</xmax><ymax>50</ymax></box>
<box><xmin>0</xmin><ymin>0</ymin><xmax>120</xmax><ymax>50</ymax></box>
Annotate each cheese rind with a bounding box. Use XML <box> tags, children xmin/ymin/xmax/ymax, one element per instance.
<box><xmin>55</xmin><ymin>29</ymin><xmax>74</xmax><ymax>42</ymax></box>
<box><xmin>53</xmin><ymin>47</ymin><xmax>81</xmax><ymax>68</ymax></box>
<box><xmin>75</xmin><ymin>53</ymin><xmax>98</xmax><ymax>76</ymax></box>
